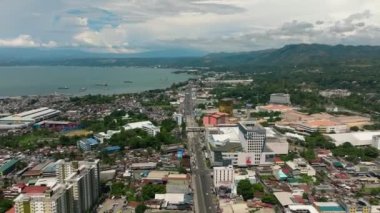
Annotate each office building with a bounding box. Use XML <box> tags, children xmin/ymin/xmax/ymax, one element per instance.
<box><xmin>213</xmin><ymin>165</ymin><xmax>234</xmax><ymax>187</ymax></box>
<box><xmin>238</xmin><ymin>121</ymin><xmax>266</xmax><ymax>165</ymax></box>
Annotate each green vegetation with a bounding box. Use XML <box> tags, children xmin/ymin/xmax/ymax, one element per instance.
<box><xmin>70</xmin><ymin>94</ymin><xmax>117</xmax><ymax>105</ymax></box>
<box><xmin>280</xmin><ymin>152</ymin><xmax>298</xmax><ymax>162</ymax></box>
<box><xmin>0</xmin><ymin>129</ymin><xmax>58</xmax><ymax>151</ymax></box>
<box><xmin>301</xmin><ymin>148</ymin><xmax>316</xmax><ymax>161</ymax></box>
<box><xmin>237</xmin><ymin>180</ymin><xmax>264</xmax><ymax>201</ymax></box>
<box><xmin>160</xmin><ymin>119</ymin><xmax>178</xmax><ymax>133</ymax></box>
<box><xmin>304</xmin><ymin>133</ymin><xmax>336</xmax><ymax>149</ymax></box>
<box><xmin>332</xmin><ymin>142</ymin><xmax>379</xmax><ymax>163</ymax></box>
<box><xmin>298</xmin><ymin>174</ymin><xmax>314</xmax><ymax>184</ymax></box>
<box><xmin>141</xmin><ymin>184</ymin><xmax>166</xmax><ymax>201</ymax></box>
<box><xmin>237</xmin><ymin>179</ymin><xmax>254</xmax><ymax>200</ymax></box>
<box><xmin>135</xmin><ymin>204</ymin><xmax>148</xmax><ymax>213</ymax></box>
<box><xmin>109</xmin><ymin>128</ymin><xmax>176</xmax><ymax>150</ymax></box>
<box><xmin>110</xmin><ymin>182</ymin><xmax>127</xmax><ymax>196</ymax></box>
<box><xmin>261</xmin><ymin>194</ymin><xmax>278</xmax><ymax>205</ymax></box>
<box><xmin>0</xmin><ymin>199</ymin><xmax>13</xmax><ymax>213</ymax></box>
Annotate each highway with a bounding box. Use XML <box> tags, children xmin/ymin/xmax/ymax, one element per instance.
<box><xmin>184</xmin><ymin>84</ymin><xmax>217</xmax><ymax>213</ymax></box>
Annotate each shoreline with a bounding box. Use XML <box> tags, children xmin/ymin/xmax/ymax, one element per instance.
<box><xmin>0</xmin><ymin>66</ymin><xmax>197</xmax><ymax>98</ymax></box>
<box><xmin>0</xmin><ymin>79</ymin><xmax>193</xmax><ymax>100</ymax></box>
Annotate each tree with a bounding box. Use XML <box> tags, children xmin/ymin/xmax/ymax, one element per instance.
<box><xmin>135</xmin><ymin>204</ymin><xmax>147</xmax><ymax>213</ymax></box>
<box><xmin>261</xmin><ymin>194</ymin><xmax>277</xmax><ymax>204</ymax></box>
<box><xmin>0</xmin><ymin>199</ymin><xmax>13</xmax><ymax>213</ymax></box>
<box><xmin>252</xmin><ymin>183</ymin><xmax>264</xmax><ymax>192</ymax></box>
<box><xmin>302</xmin><ymin>192</ymin><xmax>309</xmax><ymax>199</ymax></box>
<box><xmin>177</xmin><ymin>166</ymin><xmax>187</xmax><ymax>174</ymax></box>
<box><xmin>110</xmin><ymin>182</ymin><xmax>126</xmax><ymax>196</ymax></box>
<box><xmin>237</xmin><ymin>179</ymin><xmax>254</xmax><ymax>201</ymax></box>
<box><xmin>350</xmin><ymin>126</ymin><xmax>359</xmax><ymax>132</ymax></box>
<box><xmin>141</xmin><ymin>184</ymin><xmax>166</xmax><ymax>201</ymax></box>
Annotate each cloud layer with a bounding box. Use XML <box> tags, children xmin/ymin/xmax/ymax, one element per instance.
<box><xmin>1</xmin><ymin>0</ymin><xmax>380</xmax><ymax>53</ymax></box>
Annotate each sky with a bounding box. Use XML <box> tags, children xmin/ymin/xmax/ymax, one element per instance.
<box><xmin>0</xmin><ymin>0</ymin><xmax>380</xmax><ymax>54</ymax></box>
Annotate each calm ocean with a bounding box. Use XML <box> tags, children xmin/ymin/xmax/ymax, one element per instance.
<box><xmin>0</xmin><ymin>66</ymin><xmax>191</xmax><ymax>96</ymax></box>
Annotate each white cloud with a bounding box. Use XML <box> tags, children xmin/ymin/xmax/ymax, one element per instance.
<box><xmin>0</xmin><ymin>35</ymin><xmax>58</xmax><ymax>48</ymax></box>
<box><xmin>1</xmin><ymin>0</ymin><xmax>380</xmax><ymax>53</ymax></box>
<box><xmin>73</xmin><ymin>25</ymin><xmax>137</xmax><ymax>53</ymax></box>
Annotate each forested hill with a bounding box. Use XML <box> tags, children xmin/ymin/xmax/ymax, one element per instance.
<box><xmin>1</xmin><ymin>44</ymin><xmax>380</xmax><ymax>68</ymax></box>
<box><xmin>203</xmin><ymin>44</ymin><xmax>380</xmax><ymax>67</ymax></box>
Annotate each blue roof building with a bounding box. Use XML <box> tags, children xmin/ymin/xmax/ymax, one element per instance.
<box><xmin>103</xmin><ymin>146</ymin><xmax>121</xmax><ymax>154</ymax></box>
<box><xmin>0</xmin><ymin>159</ymin><xmax>19</xmax><ymax>176</ymax></box>
<box><xmin>77</xmin><ymin>138</ymin><xmax>99</xmax><ymax>151</ymax></box>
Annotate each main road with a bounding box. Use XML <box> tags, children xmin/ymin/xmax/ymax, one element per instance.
<box><xmin>184</xmin><ymin>84</ymin><xmax>217</xmax><ymax>213</ymax></box>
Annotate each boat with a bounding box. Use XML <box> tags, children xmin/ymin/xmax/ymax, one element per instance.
<box><xmin>80</xmin><ymin>87</ymin><xmax>87</xmax><ymax>91</ymax></box>
<box><xmin>96</xmin><ymin>83</ymin><xmax>108</xmax><ymax>87</ymax></box>
<box><xmin>123</xmin><ymin>81</ymin><xmax>133</xmax><ymax>83</ymax></box>
<box><xmin>58</xmin><ymin>86</ymin><xmax>69</xmax><ymax>90</ymax></box>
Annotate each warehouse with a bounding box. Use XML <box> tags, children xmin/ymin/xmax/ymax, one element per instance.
<box><xmin>0</xmin><ymin>107</ymin><xmax>60</xmax><ymax>130</ymax></box>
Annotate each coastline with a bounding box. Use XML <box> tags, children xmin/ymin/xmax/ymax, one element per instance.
<box><xmin>0</xmin><ymin>66</ymin><xmax>196</xmax><ymax>97</ymax></box>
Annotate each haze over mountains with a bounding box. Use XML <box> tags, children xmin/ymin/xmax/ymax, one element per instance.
<box><xmin>1</xmin><ymin>44</ymin><xmax>380</xmax><ymax>68</ymax></box>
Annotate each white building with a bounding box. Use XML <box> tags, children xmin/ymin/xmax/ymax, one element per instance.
<box><xmin>213</xmin><ymin>165</ymin><xmax>234</xmax><ymax>187</ymax></box>
<box><xmin>286</xmin><ymin>158</ymin><xmax>316</xmax><ymax>176</ymax></box>
<box><xmin>172</xmin><ymin>112</ymin><xmax>183</xmax><ymax>126</ymax></box>
<box><xmin>373</xmin><ymin>135</ymin><xmax>380</xmax><ymax>150</ymax></box>
<box><xmin>55</xmin><ymin>159</ymin><xmax>100</xmax><ymax>213</ymax></box>
<box><xmin>123</xmin><ymin>121</ymin><xmax>160</xmax><ymax>136</ymax></box>
<box><xmin>14</xmin><ymin>185</ymin><xmax>71</xmax><ymax>213</ymax></box>
<box><xmin>94</xmin><ymin>130</ymin><xmax>121</xmax><ymax>143</ymax></box>
<box><xmin>0</xmin><ymin>107</ymin><xmax>60</xmax><ymax>130</ymax></box>
<box><xmin>238</xmin><ymin>121</ymin><xmax>272</xmax><ymax>165</ymax></box>
<box><xmin>286</xmin><ymin>205</ymin><xmax>319</xmax><ymax>213</ymax></box>
<box><xmin>207</xmin><ymin>122</ymin><xmax>278</xmax><ymax>167</ymax></box>
<box><xmin>269</xmin><ymin>93</ymin><xmax>291</xmax><ymax>105</ymax></box>
<box><xmin>327</xmin><ymin>131</ymin><xmax>380</xmax><ymax>149</ymax></box>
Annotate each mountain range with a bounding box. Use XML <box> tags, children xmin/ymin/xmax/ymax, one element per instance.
<box><xmin>1</xmin><ymin>44</ymin><xmax>380</xmax><ymax>68</ymax></box>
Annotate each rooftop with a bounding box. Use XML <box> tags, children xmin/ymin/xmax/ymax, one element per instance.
<box><xmin>22</xmin><ymin>186</ymin><xmax>49</xmax><ymax>194</ymax></box>
<box><xmin>327</xmin><ymin>131</ymin><xmax>380</xmax><ymax>146</ymax></box>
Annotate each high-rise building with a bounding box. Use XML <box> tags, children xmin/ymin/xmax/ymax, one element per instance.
<box><xmin>55</xmin><ymin>159</ymin><xmax>100</xmax><ymax>213</ymax></box>
<box><xmin>213</xmin><ymin>165</ymin><xmax>234</xmax><ymax>187</ymax></box>
<box><xmin>14</xmin><ymin>160</ymin><xmax>100</xmax><ymax>213</ymax></box>
<box><xmin>238</xmin><ymin>121</ymin><xmax>267</xmax><ymax>165</ymax></box>
<box><xmin>14</xmin><ymin>185</ymin><xmax>73</xmax><ymax>213</ymax></box>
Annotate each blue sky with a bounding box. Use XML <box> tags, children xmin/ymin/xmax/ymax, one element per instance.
<box><xmin>0</xmin><ymin>0</ymin><xmax>380</xmax><ymax>54</ymax></box>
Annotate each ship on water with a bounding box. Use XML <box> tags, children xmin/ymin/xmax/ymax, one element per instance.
<box><xmin>58</xmin><ymin>86</ymin><xmax>69</xmax><ymax>90</ymax></box>
<box><xmin>96</xmin><ymin>83</ymin><xmax>108</xmax><ymax>87</ymax></box>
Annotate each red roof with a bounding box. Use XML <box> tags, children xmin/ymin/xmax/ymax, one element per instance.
<box><xmin>274</xmin><ymin>156</ymin><xmax>284</xmax><ymax>162</ymax></box>
<box><xmin>22</xmin><ymin>186</ymin><xmax>49</xmax><ymax>194</ymax></box>
<box><xmin>335</xmin><ymin>173</ymin><xmax>349</xmax><ymax>179</ymax></box>
<box><xmin>293</xmin><ymin>195</ymin><xmax>304</xmax><ymax>204</ymax></box>
<box><xmin>5</xmin><ymin>207</ymin><xmax>15</xmax><ymax>213</ymax></box>
<box><xmin>15</xmin><ymin>183</ymin><xmax>26</xmax><ymax>189</ymax></box>
<box><xmin>128</xmin><ymin>201</ymin><xmax>141</xmax><ymax>208</ymax></box>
